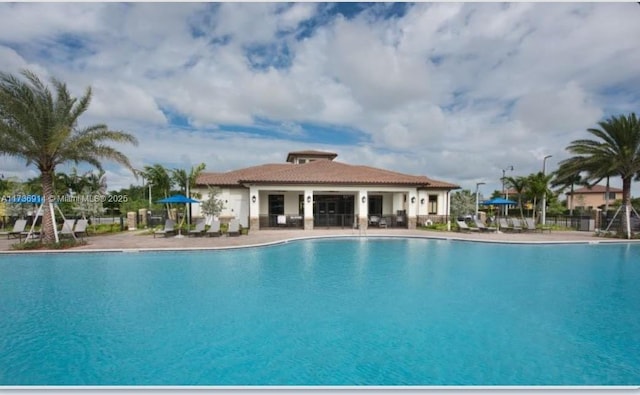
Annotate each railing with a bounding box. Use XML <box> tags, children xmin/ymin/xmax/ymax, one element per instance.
<box><xmin>417</xmin><ymin>215</ymin><xmax>449</xmax><ymax>226</ymax></box>
<box><xmin>259</xmin><ymin>214</ymin><xmax>304</xmax><ymax>229</ymax></box>
<box><xmin>315</xmin><ymin>213</ymin><xmax>356</xmax><ymax>229</ymax></box>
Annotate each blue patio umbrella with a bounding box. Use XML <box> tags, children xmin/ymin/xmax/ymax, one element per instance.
<box><xmin>157</xmin><ymin>194</ymin><xmax>200</xmax><ymax>237</ymax></box>
<box><xmin>157</xmin><ymin>194</ymin><xmax>199</xmax><ymax>204</ymax></box>
<box><xmin>481</xmin><ymin>197</ymin><xmax>516</xmax><ymax>231</ymax></box>
<box><xmin>481</xmin><ymin>197</ymin><xmax>516</xmax><ymax>206</ymax></box>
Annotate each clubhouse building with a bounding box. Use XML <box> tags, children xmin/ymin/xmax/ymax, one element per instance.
<box><xmin>193</xmin><ymin>150</ymin><xmax>459</xmax><ymax>230</ymax></box>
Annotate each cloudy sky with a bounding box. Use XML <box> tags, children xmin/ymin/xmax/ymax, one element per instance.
<box><xmin>1</xmin><ymin>2</ymin><xmax>639</xmax><ymax>197</ymax></box>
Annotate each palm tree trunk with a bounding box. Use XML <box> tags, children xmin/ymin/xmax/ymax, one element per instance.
<box><xmin>41</xmin><ymin>171</ymin><xmax>56</xmax><ymax>244</ymax></box>
<box><xmin>519</xmin><ymin>197</ymin><xmax>524</xmax><ymax>219</ymax></box>
<box><xmin>569</xmin><ymin>184</ymin><xmax>574</xmax><ymax>216</ymax></box>
<box><xmin>605</xmin><ymin>176</ymin><xmax>610</xmax><ymax>214</ymax></box>
<box><xmin>622</xmin><ymin>177</ymin><xmax>632</xmax><ymax>239</ymax></box>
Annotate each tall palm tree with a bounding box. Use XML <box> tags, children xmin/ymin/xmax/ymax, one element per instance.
<box><xmin>562</xmin><ymin>113</ymin><xmax>640</xmax><ymax>238</ymax></box>
<box><xmin>171</xmin><ymin>163</ymin><xmax>206</xmax><ymax>227</ymax></box>
<box><xmin>0</xmin><ymin>69</ymin><xmax>138</xmax><ymax>243</ymax></box>
<box><xmin>551</xmin><ymin>163</ymin><xmax>588</xmax><ymax>216</ymax></box>
<box><xmin>503</xmin><ymin>175</ymin><xmax>528</xmax><ymax>219</ymax></box>
<box><xmin>526</xmin><ymin>172</ymin><xmax>554</xmax><ymax>223</ymax></box>
<box><xmin>142</xmin><ymin>164</ymin><xmax>174</xmax><ymax>217</ymax></box>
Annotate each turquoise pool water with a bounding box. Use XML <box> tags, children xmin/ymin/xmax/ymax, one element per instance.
<box><xmin>1</xmin><ymin>238</ymin><xmax>639</xmax><ymax>386</ymax></box>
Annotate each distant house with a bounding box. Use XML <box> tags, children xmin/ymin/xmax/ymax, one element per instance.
<box><xmin>565</xmin><ymin>185</ymin><xmax>622</xmax><ymax>211</ymax></box>
<box><xmin>193</xmin><ymin>150</ymin><xmax>459</xmax><ymax>230</ymax></box>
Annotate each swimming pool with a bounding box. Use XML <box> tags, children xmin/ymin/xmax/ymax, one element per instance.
<box><xmin>1</xmin><ymin>238</ymin><xmax>639</xmax><ymax>386</ymax></box>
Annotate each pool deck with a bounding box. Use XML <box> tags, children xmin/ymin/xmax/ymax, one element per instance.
<box><xmin>1</xmin><ymin>227</ymin><xmax>638</xmax><ymax>253</ymax></box>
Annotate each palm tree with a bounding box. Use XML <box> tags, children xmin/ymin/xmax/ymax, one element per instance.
<box><xmin>171</xmin><ymin>163</ymin><xmax>206</xmax><ymax>227</ymax></box>
<box><xmin>551</xmin><ymin>163</ymin><xmax>588</xmax><ymax>216</ymax></box>
<box><xmin>142</xmin><ymin>164</ymin><xmax>174</xmax><ymax>217</ymax></box>
<box><xmin>503</xmin><ymin>175</ymin><xmax>528</xmax><ymax>219</ymax></box>
<box><xmin>562</xmin><ymin>113</ymin><xmax>640</xmax><ymax>238</ymax></box>
<box><xmin>526</xmin><ymin>172</ymin><xmax>554</xmax><ymax>223</ymax></box>
<box><xmin>0</xmin><ymin>69</ymin><xmax>138</xmax><ymax>243</ymax></box>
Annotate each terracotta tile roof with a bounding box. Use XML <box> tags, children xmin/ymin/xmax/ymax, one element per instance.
<box><xmin>566</xmin><ymin>185</ymin><xmax>623</xmax><ymax>195</ymax></box>
<box><xmin>197</xmin><ymin>160</ymin><xmax>459</xmax><ymax>189</ymax></box>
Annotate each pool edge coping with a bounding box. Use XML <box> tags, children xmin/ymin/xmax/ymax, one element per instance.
<box><xmin>1</xmin><ymin>232</ymin><xmax>639</xmax><ymax>255</ymax></box>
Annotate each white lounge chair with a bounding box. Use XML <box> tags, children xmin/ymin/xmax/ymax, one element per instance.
<box><xmin>228</xmin><ymin>219</ymin><xmax>240</xmax><ymax>236</ymax></box>
<box><xmin>74</xmin><ymin>219</ymin><xmax>89</xmax><ymax>239</ymax></box>
<box><xmin>154</xmin><ymin>219</ymin><xmax>176</xmax><ymax>238</ymax></box>
<box><xmin>474</xmin><ymin>219</ymin><xmax>497</xmax><ymax>232</ymax></box>
<box><xmin>456</xmin><ymin>220</ymin><xmax>477</xmax><ymax>232</ymax></box>
<box><xmin>60</xmin><ymin>219</ymin><xmax>76</xmax><ymax>238</ymax></box>
<box><xmin>206</xmin><ymin>220</ymin><xmax>222</xmax><ymax>237</ymax></box>
<box><xmin>188</xmin><ymin>220</ymin><xmax>206</xmax><ymax>237</ymax></box>
<box><xmin>0</xmin><ymin>219</ymin><xmax>27</xmax><ymax>239</ymax></box>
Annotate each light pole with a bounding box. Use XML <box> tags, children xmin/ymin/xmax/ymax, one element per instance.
<box><xmin>148</xmin><ymin>182</ymin><xmax>153</xmax><ymax>207</ymax></box>
<box><xmin>502</xmin><ymin>165</ymin><xmax>514</xmax><ymax>215</ymax></box>
<box><xmin>475</xmin><ymin>182</ymin><xmax>486</xmax><ymax>219</ymax></box>
<box><xmin>541</xmin><ymin>155</ymin><xmax>552</xmax><ymax>225</ymax></box>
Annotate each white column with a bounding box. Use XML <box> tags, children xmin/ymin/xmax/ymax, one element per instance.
<box><xmin>358</xmin><ymin>190</ymin><xmax>369</xmax><ymax>229</ymax></box>
<box><xmin>249</xmin><ymin>186</ymin><xmax>260</xmax><ymax>230</ymax></box>
<box><xmin>407</xmin><ymin>189</ymin><xmax>418</xmax><ymax>229</ymax></box>
<box><xmin>304</xmin><ymin>189</ymin><xmax>314</xmax><ymax>230</ymax></box>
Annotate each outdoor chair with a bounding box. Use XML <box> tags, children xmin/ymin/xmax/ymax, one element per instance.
<box><xmin>524</xmin><ymin>218</ymin><xmax>540</xmax><ymax>233</ymax></box>
<box><xmin>73</xmin><ymin>219</ymin><xmax>89</xmax><ymax>239</ymax></box>
<box><xmin>206</xmin><ymin>220</ymin><xmax>222</xmax><ymax>237</ymax></box>
<box><xmin>60</xmin><ymin>219</ymin><xmax>76</xmax><ymax>238</ymax></box>
<box><xmin>378</xmin><ymin>217</ymin><xmax>388</xmax><ymax>228</ymax></box>
<box><xmin>0</xmin><ymin>219</ymin><xmax>27</xmax><ymax>239</ymax></box>
<box><xmin>154</xmin><ymin>219</ymin><xmax>176</xmax><ymax>238</ymax></box>
<box><xmin>474</xmin><ymin>219</ymin><xmax>497</xmax><ymax>232</ymax></box>
<box><xmin>510</xmin><ymin>218</ymin><xmax>524</xmax><ymax>232</ymax></box>
<box><xmin>277</xmin><ymin>215</ymin><xmax>287</xmax><ymax>227</ymax></box>
<box><xmin>456</xmin><ymin>220</ymin><xmax>476</xmax><ymax>232</ymax></box>
<box><xmin>188</xmin><ymin>220</ymin><xmax>206</xmax><ymax>237</ymax></box>
<box><xmin>228</xmin><ymin>219</ymin><xmax>240</xmax><ymax>237</ymax></box>
<box><xmin>368</xmin><ymin>215</ymin><xmax>380</xmax><ymax>227</ymax></box>
<box><xmin>498</xmin><ymin>218</ymin><xmax>515</xmax><ymax>232</ymax></box>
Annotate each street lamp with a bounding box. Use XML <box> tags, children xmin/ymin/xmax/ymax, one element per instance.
<box><xmin>475</xmin><ymin>182</ymin><xmax>486</xmax><ymax>219</ymax></box>
<box><xmin>541</xmin><ymin>155</ymin><xmax>552</xmax><ymax>225</ymax></box>
<box><xmin>502</xmin><ymin>165</ymin><xmax>514</xmax><ymax>215</ymax></box>
<box><xmin>148</xmin><ymin>182</ymin><xmax>153</xmax><ymax>207</ymax></box>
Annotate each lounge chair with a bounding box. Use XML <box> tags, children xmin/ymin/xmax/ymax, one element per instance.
<box><xmin>228</xmin><ymin>219</ymin><xmax>240</xmax><ymax>237</ymax></box>
<box><xmin>528</xmin><ymin>218</ymin><xmax>552</xmax><ymax>233</ymax></box>
<box><xmin>206</xmin><ymin>220</ymin><xmax>222</xmax><ymax>237</ymax></box>
<box><xmin>154</xmin><ymin>219</ymin><xmax>176</xmax><ymax>238</ymax></box>
<box><xmin>73</xmin><ymin>219</ymin><xmax>89</xmax><ymax>239</ymax></box>
<box><xmin>456</xmin><ymin>220</ymin><xmax>477</xmax><ymax>232</ymax></box>
<box><xmin>188</xmin><ymin>220</ymin><xmax>206</xmax><ymax>237</ymax></box>
<box><xmin>510</xmin><ymin>218</ymin><xmax>524</xmax><ymax>232</ymax></box>
<box><xmin>474</xmin><ymin>219</ymin><xmax>497</xmax><ymax>232</ymax></box>
<box><xmin>60</xmin><ymin>219</ymin><xmax>76</xmax><ymax>238</ymax></box>
<box><xmin>0</xmin><ymin>219</ymin><xmax>27</xmax><ymax>239</ymax></box>
<box><xmin>498</xmin><ymin>218</ymin><xmax>515</xmax><ymax>232</ymax></box>
<box><xmin>523</xmin><ymin>218</ymin><xmax>539</xmax><ymax>233</ymax></box>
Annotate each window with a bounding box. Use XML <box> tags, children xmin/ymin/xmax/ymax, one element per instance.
<box><xmin>268</xmin><ymin>195</ymin><xmax>284</xmax><ymax>215</ymax></box>
<box><xmin>605</xmin><ymin>192</ymin><xmax>616</xmax><ymax>200</ymax></box>
<box><xmin>298</xmin><ymin>159</ymin><xmax>306</xmax><ymax>164</ymax></box>
<box><xmin>428</xmin><ymin>195</ymin><xmax>438</xmax><ymax>215</ymax></box>
<box><xmin>368</xmin><ymin>195</ymin><xmax>383</xmax><ymax>216</ymax></box>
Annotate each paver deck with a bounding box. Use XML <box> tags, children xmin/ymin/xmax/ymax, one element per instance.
<box><xmin>1</xmin><ymin>227</ymin><xmax>636</xmax><ymax>253</ymax></box>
